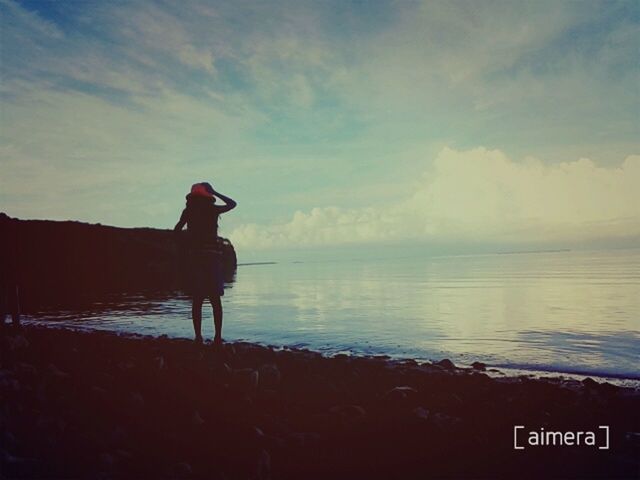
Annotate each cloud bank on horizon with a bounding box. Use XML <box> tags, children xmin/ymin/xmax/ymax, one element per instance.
<box><xmin>1</xmin><ymin>0</ymin><xmax>638</xmax><ymax>252</ymax></box>
<box><xmin>230</xmin><ymin>147</ymin><xmax>640</xmax><ymax>250</ymax></box>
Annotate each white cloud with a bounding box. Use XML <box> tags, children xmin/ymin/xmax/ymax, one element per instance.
<box><xmin>109</xmin><ymin>3</ymin><xmax>216</xmax><ymax>74</ymax></box>
<box><xmin>0</xmin><ymin>0</ymin><xmax>64</xmax><ymax>39</ymax></box>
<box><xmin>177</xmin><ymin>44</ymin><xmax>215</xmax><ymax>73</ymax></box>
<box><xmin>229</xmin><ymin>147</ymin><xmax>640</xmax><ymax>249</ymax></box>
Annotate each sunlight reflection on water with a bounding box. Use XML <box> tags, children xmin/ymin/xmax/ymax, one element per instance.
<box><xmin>27</xmin><ymin>249</ymin><xmax>640</xmax><ymax>379</ymax></box>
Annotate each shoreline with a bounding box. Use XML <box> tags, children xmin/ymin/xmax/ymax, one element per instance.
<box><xmin>20</xmin><ymin>319</ymin><xmax>640</xmax><ymax>386</ymax></box>
<box><xmin>2</xmin><ymin>325</ymin><xmax>639</xmax><ymax>478</ymax></box>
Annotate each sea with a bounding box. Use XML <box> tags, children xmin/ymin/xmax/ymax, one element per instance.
<box><xmin>25</xmin><ymin>248</ymin><xmax>640</xmax><ymax>381</ymax></box>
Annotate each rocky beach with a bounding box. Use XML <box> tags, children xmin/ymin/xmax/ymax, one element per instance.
<box><xmin>1</xmin><ymin>325</ymin><xmax>639</xmax><ymax>479</ymax></box>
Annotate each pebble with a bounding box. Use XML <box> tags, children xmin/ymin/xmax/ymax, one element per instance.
<box><xmin>385</xmin><ymin>385</ymin><xmax>419</xmax><ymax>403</ymax></box>
<box><xmin>436</xmin><ymin>359</ymin><xmax>456</xmax><ymax>370</ymax></box>
<box><xmin>6</xmin><ymin>335</ymin><xmax>29</xmax><ymax>351</ymax></box>
<box><xmin>329</xmin><ymin>404</ymin><xmax>366</xmax><ymax>421</ymax></box>
<box><xmin>413</xmin><ymin>406</ymin><xmax>430</xmax><ymax>421</ymax></box>
<box><xmin>232</xmin><ymin>368</ymin><xmax>259</xmax><ymax>392</ymax></box>
<box><xmin>258</xmin><ymin>364</ymin><xmax>281</xmax><ymax>389</ymax></box>
<box><xmin>171</xmin><ymin>462</ymin><xmax>193</xmax><ymax>477</ymax></box>
<box><xmin>192</xmin><ymin>410</ymin><xmax>205</xmax><ymax>426</ymax></box>
<box><xmin>129</xmin><ymin>392</ymin><xmax>144</xmax><ymax>408</ymax></box>
<box><xmin>154</xmin><ymin>355</ymin><xmax>165</xmax><ymax>371</ymax></box>
<box><xmin>471</xmin><ymin>362</ymin><xmax>486</xmax><ymax>371</ymax></box>
<box><xmin>45</xmin><ymin>364</ymin><xmax>69</xmax><ymax>380</ymax></box>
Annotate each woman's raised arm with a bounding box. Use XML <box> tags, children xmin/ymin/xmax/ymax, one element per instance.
<box><xmin>213</xmin><ymin>190</ymin><xmax>237</xmax><ymax>213</ymax></box>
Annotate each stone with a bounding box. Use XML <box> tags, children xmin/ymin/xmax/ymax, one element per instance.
<box><xmin>232</xmin><ymin>368</ymin><xmax>259</xmax><ymax>392</ymax></box>
<box><xmin>287</xmin><ymin>432</ymin><xmax>321</xmax><ymax>448</ymax></box>
<box><xmin>385</xmin><ymin>385</ymin><xmax>419</xmax><ymax>403</ymax></box>
<box><xmin>92</xmin><ymin>385</ymin><xmax>108</xmax><ymax>397</ymax></box>
<box><xmin>258</xmin><ymin>364</ymin><xmax>281</xmax><ymax>389</ymax></box>
<box><xmin>192</xmin><ymin>410</ymin><xmax>205</xmax><ymax>426</ymax></box>
<box><xmin>117</xmin><ymin>360</ymin><xmax>134</xmax><ymax>371</ymax></box>
<box><xmin>413</xmin><ymin>406</ymin><xmax>430</xmax><ymax>422</ymax></box>
<box><xmin>6</xmin><ymin>335</ymin><xmax>29</xmax><ymax>351</ymax></box>
<box><xmin>15</xmin><ymin>362</ymin><xmax>37</xmax><ymax>379</ymax></box>
<box><xmin>99</xmin><ymin>453</ymin><xmax>116</xmax><ymax>469</ymax></box>
<box><xmin>253</xmin><ymin>449</ymin><xmax>271</xmax><ymax>480</ymax></box>
<box><xmin>471</xmin><ymin>361</ymin><xmax>486</xmax><ymax>371</ymax></box>
<box><xmin>171</xmin><ymin>462</ymin><xmax>193</xmax><ymax>477</ymax></box>
<box><xmin>153</xmin><ymin>356</ymin><xmax>165</xmax><ymax>371</ymax></box>
<box><xmin>115</xmin><ymin>449</ymin><xmax>132</xmax><ymax>460</ymax></box>
<box><xmin>129</xmin><ymin>392</ymin><xmax>144</xmax><ymax>409</ymax></box>
<box><xmin>329</xmin><ymin>404</ymin><xmax>366</xmax><ymax>421</ymax></box>
<box><xmin>436</xmin><ymin>359</ymin><xmax>455</xmax><ymax>370</ymax></box>
<box><xmin>430</xmin><ymin>392</ymin><xmax>464</xmax><ymax>411</ymax></box>
<box><xmin>430</xmin><ymin>412</ymin><xmax>463</xmax><ymax>431</ymax></box>
<box><xmin>45</xmin><ymin>364</ymin><xmax>69</xmax><ymax>380</ymax></box>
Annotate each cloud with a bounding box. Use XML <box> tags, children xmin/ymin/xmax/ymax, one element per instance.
<box><xmin>109</xmin><ymin>3</ymin><xmax>216</xmax><ymax>74</ymax></box>
<box><xmin>229</xmin><ymin>147</ymin><xmax>640</xmax><ymax>249</ymax></box>
<box><xmin>0</xmin><ymin>0</ymin><xmax>63</xmax><ymax>39</ymax></box>
<box><xmin>0</xmin><ymin>83</ymin><xmax>264</xmax><ymax>226</ymax></box>
<box><xmin>329</xmin><ymin>1</ymin><xmax>640</xmax><ymax>163</ymax></box>
<box><xmin>1</xmin><ymin>0</ymin><xmax>638</xmax><ymax>240</ymax></box>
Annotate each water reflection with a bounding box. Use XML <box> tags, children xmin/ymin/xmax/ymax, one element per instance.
<box><xmin>26</xmin><ymin>249</ymin><xmax>640</xmax><ymax>378</ymax></box>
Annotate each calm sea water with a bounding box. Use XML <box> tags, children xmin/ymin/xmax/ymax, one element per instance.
<box><xmin>26</xmin><ymin>248</ymin><xmax>640</xmax><ymax>379</ymax></box>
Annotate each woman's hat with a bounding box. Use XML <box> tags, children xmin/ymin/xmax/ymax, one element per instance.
<box><xmin>190</xmin><ymin>182</ymin><xmax>215</xmax><ymax>198</ymax></box>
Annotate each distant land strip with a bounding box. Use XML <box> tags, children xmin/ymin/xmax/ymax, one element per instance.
<box><xmin>237</xmin><ymin>262</ymin><xmax>277</xmax><ymax>266</ymax></box>
<box><xmin>496</xmin><ymin>249</ymin><xmax>571</xmax><ymax>255</ymax></box>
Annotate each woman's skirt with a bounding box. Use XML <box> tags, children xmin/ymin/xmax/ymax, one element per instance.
<box><xmin>186</xmin><ymin>249</ymin><xmax>225</xmax><ymax>297</ymax></box>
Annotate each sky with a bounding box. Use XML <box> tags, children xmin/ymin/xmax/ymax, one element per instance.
<box><xmin>1</xmin><ymin>0</ymin><xmax>639</xmax><ymax>257</ymax></box>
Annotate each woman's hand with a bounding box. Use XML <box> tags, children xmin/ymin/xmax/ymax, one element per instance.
<box><xmin>212</xmin><ymin>189</ymin><xmax>237</xmax><ymax>212</ymax></box>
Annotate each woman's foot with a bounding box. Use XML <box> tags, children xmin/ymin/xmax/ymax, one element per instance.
<box><xmin>194</xmin><ymin>335</ymin><xmax>203</xmax><ymax>344</ymax></box>
<box><xmin>213</xmin><ymin>335</ymin><xmax>223</xmax><ymax>346</ymax></box>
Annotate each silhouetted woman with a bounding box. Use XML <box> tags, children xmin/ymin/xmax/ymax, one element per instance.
<box><xmin>174</xmin><ymin>183</ymin><xmax>236</xmax><ymax>344</ymax></box>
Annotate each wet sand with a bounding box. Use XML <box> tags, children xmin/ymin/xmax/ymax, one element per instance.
<box><xmin>1</xmin><ymin>325</ymin><xmax>639</xmax><ymax>479</ymax></box>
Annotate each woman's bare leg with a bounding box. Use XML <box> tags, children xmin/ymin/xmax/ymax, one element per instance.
<box><xmin>210</xmin><ymin>295</ymin><xmax>223</xmax><ymax>343</ymax></box>
<box><xmin>192</xmin><ymin>296</ymin><xmax>204</xmax><ymax>342</ymax></box>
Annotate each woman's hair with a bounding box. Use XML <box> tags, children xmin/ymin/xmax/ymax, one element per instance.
<box><xmin>186</xmin><ymin>194</ymin><xmax>214</xmax><ymax>209</ymax></box>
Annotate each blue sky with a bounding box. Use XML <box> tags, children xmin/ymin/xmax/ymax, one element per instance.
<box><xmin>1</xmin><ymin>0</ymin><xmax>639</xmax><ymax>255</ymax></box>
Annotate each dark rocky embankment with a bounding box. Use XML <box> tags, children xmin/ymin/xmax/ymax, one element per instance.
<box><xmin>1</xmin><ymin>326</ymin><xmax>639</xmax><ymax>479</ymax></box>
<box><xmin>0</xmin><ymin>215</ymin><xmax>236</xmax><ymax>309</ymax></box>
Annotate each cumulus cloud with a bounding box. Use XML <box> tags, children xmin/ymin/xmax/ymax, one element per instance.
<box><xmin>229</xmin><ymin>147</ymin><xmax>640</xmax><ymax>249</ymax></box>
